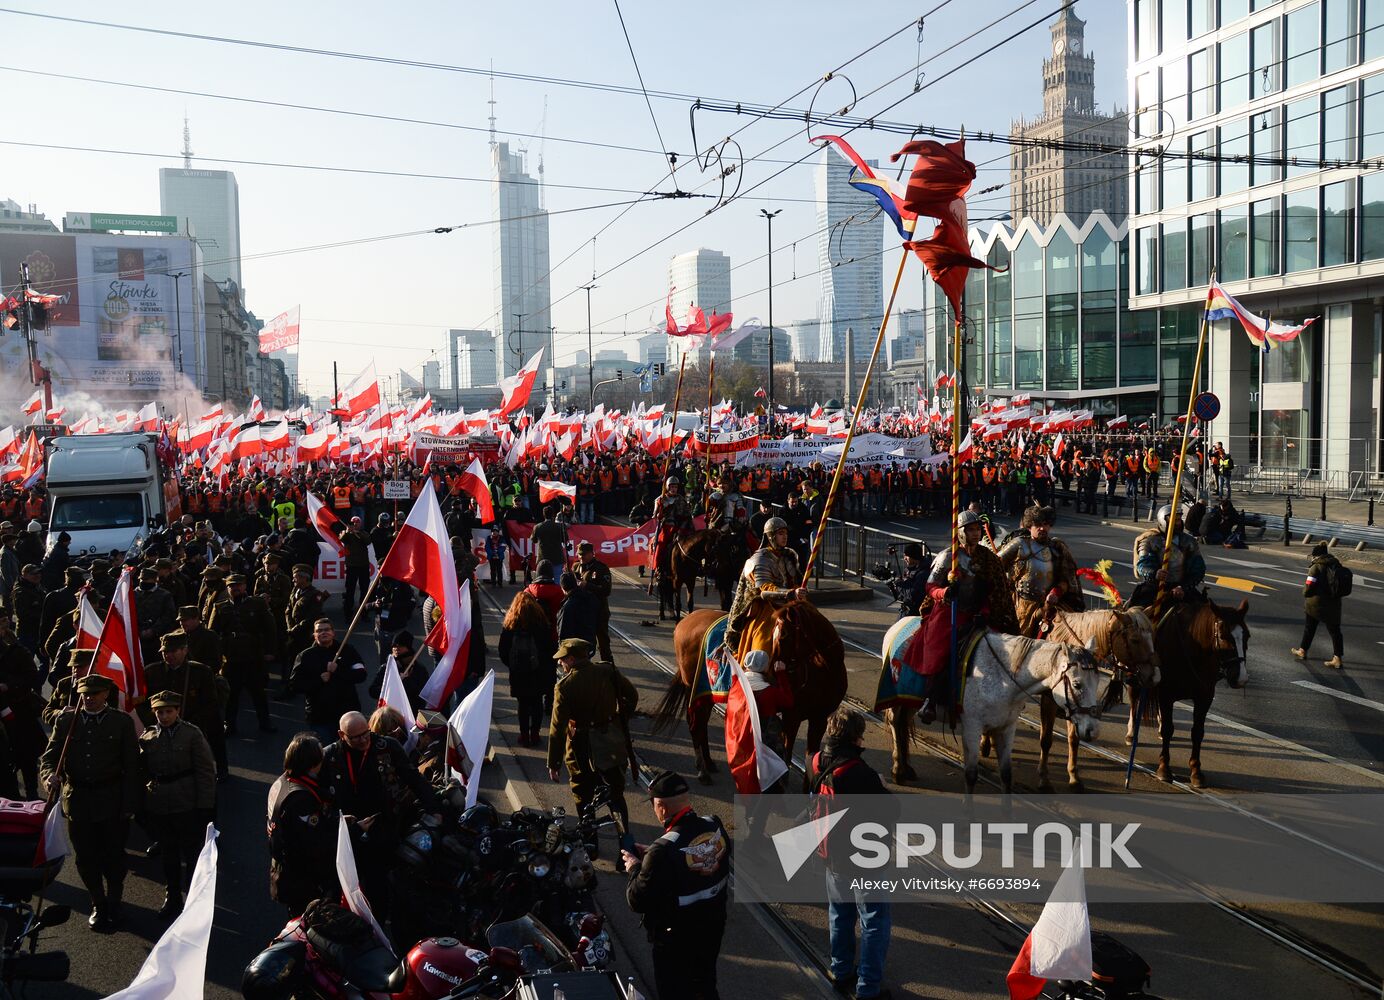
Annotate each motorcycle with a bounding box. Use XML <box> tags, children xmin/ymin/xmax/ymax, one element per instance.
<box><xmin>243</xmin><ymin>908</ymin><xmax>622</xmax><ymax>1000</ymax></box>
<box><xmin>0</xmin><ymin>899</ymin><xmax>71</xmax><ymax>999</ymax></box>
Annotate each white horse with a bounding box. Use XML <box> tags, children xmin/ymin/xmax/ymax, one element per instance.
<box><xmin>962</xmin><ymin>632</ymin><xmax>1103</xmax><ymax>795</ymax></box>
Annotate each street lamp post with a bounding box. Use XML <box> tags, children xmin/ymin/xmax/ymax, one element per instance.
<box><xmin>548</xmin><ymin>325</ymin><xmax>556</xmax><ymax>407</ymax></box>
<box><xmin>512</xmin><ymin>313</ymin><xmax>524</xmax><ymax>376</ymax></box>
<box><xmin>760</xmin><ymin>209</ymin><xmax>781</xmax><ymax>421</ymax></box>
<box><xmin>582</xmin><ymin>283</ymin><xmax>597</xmax><ymax>408</ymax></box>
<box><xmin>169</xmin><ymin>271</ymin><xmax>189</xmax><ymax>379</ymax></box>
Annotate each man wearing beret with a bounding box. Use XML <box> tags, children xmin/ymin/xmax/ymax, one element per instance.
<box><xmin>39</xmin><ymin>673</ymin><xmax>140</xmax><ymax>932</ymax></box>
<box><xmin>623</xmin><ymin>769</ymin><xmax>731</xmax><ymax>1000</ymax></box>
<box><xmin>137</xmin><ymin>690</ymin><xmax>216</xmax><ymax>918</ymax></box>
<box><xmin>141</xmin><ymin>632</ymin><xmax>225</xmax><ymax>779</ymax></box>
<box><xmin>546</xmin><ymin>637</ymin><xmax>637</xmax><ymax>852</ymax></box>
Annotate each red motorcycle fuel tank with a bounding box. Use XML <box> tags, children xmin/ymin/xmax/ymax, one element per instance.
<box><xmin>396</xmin><ymin>936</ymin><xmax>486</xmax><ymax>1000</ymax></box>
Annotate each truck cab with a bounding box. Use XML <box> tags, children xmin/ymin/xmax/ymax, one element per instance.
<box><xmin>44</xmin><ymin>433</ymin><xmax>176</xmax><ymax>560</ymax></box>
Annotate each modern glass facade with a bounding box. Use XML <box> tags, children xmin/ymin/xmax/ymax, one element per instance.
<box><xmin>904</xmin><ymin>213</ymin><xmax>1181</xmax><ymax>418</ymax></box>
<box><xmin>1129</xmin><ymin>0</ymin><xmax>1384</xmax><ymax>475</ymax></box>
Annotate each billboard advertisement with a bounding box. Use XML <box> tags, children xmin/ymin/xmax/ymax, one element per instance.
<box><xmin>0</xmin><ymin>231</ymin><xmax>202</xmax><ymax>394</ymax></box>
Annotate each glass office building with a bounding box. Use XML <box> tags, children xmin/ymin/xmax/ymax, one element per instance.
<box><xmin>895</xmin><ymin>212</ymin><xmax>1179</xmax><ymax>420</ymax></box>
<box><xmin>1128</xmin><ymin>0</ymin><xmax>1384</xmax><ymax>474</ymax></box>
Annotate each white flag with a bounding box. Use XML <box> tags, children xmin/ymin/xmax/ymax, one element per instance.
<box><xmin>335</xmin><ymin>815</ymin><xmax>388</xmax><ymax>946</ymax></box>
<box><xmin>107</xmin><ymin>825</ymin><xmax>218</xmax><ymax>999</ymax></box>
<box><xmin>446</xmin><ymin>668</ymin><xmax>495</xmax><ymax>809</ymax></box>
<box><xmin>377</xmin><ymin>655</ymin><xmax>417</xmax><ymax>753</ymax></box>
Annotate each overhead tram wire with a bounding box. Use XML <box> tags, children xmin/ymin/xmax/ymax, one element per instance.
<box><xmin>611</xmin><ymin>0</ymin><xmax>675</xmax><ymax>182</ymax></box>
<box><xmin>459</xmin><ymin>5</ymin><xmax>956</xmax><ymax>339</ymax></box>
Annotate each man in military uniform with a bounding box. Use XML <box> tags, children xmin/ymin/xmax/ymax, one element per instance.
<box><xmin>141</xmin><ymin>632</ymin><xmax>226</xmax><ymax>780</ymax></box>
<box><xmin>254</xmin><ymin>551</ymin><xmax>292</xmax><ymax>678</ymax></box>
<box><xmin>225</xmin><ymin>574</ymin><xmax>277</xmax><ymax>735</ymax></box>
<box><xmin>135</xmin><ymin>566</ymin><xmax>177</xmax><ymax>664</ymax></box>
<box><xmin>546</xmin><ymin>637</ymin><xmax>638</xmax><ymax>852</ymax></box>
<box><xmin>39</xmin><ymin>674</ymin><xmax>140</xmax><ymax>931</ymax></box>
<box><xmin>9</xmin><ymin>564</ymin><xmax>43</xmax><ymax>657</ymax></box>
<box><xmin>38</xmin><ymin>566</ymin><xmax>86</xmax><ymax>667</ymax></box>
<box><xmin>43</xmin><ymin>648</ymin><xmax>91</xmax><ymax>730</ymax></box>
<box><xmin>137</xmin><ymin>691</ymin><xmax>216</xmax><ymax>917</ymax></box>
<box><xmin>0</xmin><ymin>612</ymin><xmax>44</xmax><ymax>797</ymax></box>
<box><xmin>176</xmin><ymin>605</ymin><xmax>224</xmax><ymax>675</ymax></box>
<box><xmin>575</xmin><ymin>540</ymin><xmax>614</xmax><ymax>664</ymax></box>
<box><xmin>725</xmin><ymin>517</ymin><xmax>807</xmax><ymax>666</ymax></box>
<box><xmin>1130</xmin><ymin>503</ymin><xmax>1207</xmax><ymax>609</ymax></box>
<box><xmin>623</xmin><ymin>769</ymin><xmax>731</xmax><ymax>1000</ymax></box>
<box><xmin>998</xmin><ymin>505</ymin><xmax>1085</xmax><ymax>637</ymax></box>
<box><xmin>284</xmin><ymin>564</ymin><xmax>328</xmax><ymax>669</ymax></box>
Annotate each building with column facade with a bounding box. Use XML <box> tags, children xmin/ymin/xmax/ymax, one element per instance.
<box><xmin>1127</xmin><ymin>0</ymin><xmax>1384</xmax><ymax>475</ymax></box>
<box><xmin>1011</xmin><ymin>6</ymin><xmax>1129</xmax><ymax>226</ymax></box>
<box><xmin>891</xmin><ymin>212</ymin><xmax>1172</xmax><ymax>416</ymax></box>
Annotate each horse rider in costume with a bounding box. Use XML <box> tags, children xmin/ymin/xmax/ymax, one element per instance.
<box><xmin>910</xmin><ymin>510</ymin><xmax>1018</xmax><ymax>723</ymax></box>
<box><xmin>705</xmin><ymin>490</ymin><xmax>729</xmax><ymax>534</ymax></box>
<box><xmin>652</xmin><ymin>477</ymin><xmax>693</xmax><ymax>577</ymax></box>
<box><xmin>999</xmin><ymin>505</ymin><xmax>1085</xmax><ymax>638</ymax></box>
<box><xmin>1129</xmin><ymin>503</ymin><xmax>1207</xmax><ymax>610</ymax></box>
<box><xmin>725</xmin><ymin>517</ymin><xmax>807</xmax><ymax>673</ymax></box>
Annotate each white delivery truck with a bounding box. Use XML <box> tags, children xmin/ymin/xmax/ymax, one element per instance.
<box><xmin>44</xmin><ymin>433</ymin><xmax>182</xmax><ymax>559</ymax></box>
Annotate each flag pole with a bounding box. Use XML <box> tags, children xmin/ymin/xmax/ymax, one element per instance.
<box><xmin>1128</xmin><ymin>270</ymin><xmax>1215</xmax><ymax>789</ymax></box>
<box><xmin>702</xmin><ymin>349</ymin><xmax>717</xmax><ymax>517</ymax></box>
<box><xmin>800</xmin><ymin>246</ymin><xmax>910</xmax><ymax>585</ymax></box>
<box><xmin>649</xmin><ymin>352</ymin><xmax>689</xmax><ymax>593</ymax></box>
<box><xmin>947</xmin><ymin>286</ymin><xmax>964</xmax><ymax>726</ymax></box>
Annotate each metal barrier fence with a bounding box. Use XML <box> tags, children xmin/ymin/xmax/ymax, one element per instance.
<box><xmin>1232</xmin><ymin>466</ymin><xmax>1384</xmax><ymax>501</ymax></box>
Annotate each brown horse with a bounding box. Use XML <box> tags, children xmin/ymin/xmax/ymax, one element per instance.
<box><xmin>657</xmin><ymin>528</ymin><xmax>749</xmax><ymax>620</ymax></box>
<box><xmin>651</xmin><ymin>600</ymin><xmax>848</xmax><ymax>785</ymax></box>
<box><xmin>1148</xmin><ymin>598</ymin><xmax>1250</xmax><ymax>788</ymax></box>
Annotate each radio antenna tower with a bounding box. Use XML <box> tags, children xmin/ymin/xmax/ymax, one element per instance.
<box><xmin>181</xmin><ymin>115</ymin><xmax>194</xmax><ymax>168</ymax></box>
<box><xmin>487</xmin><ymin>62</ymin><xmax>498</xmax><ymax>150</ymax></box>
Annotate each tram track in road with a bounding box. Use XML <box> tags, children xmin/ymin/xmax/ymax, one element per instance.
<box><xmin>597</xmin><ymin>567</ymin><xmax>1383</xmax><ymax>995</ymax></box>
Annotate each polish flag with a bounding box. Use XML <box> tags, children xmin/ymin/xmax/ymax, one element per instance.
<box><xmin>935</xmin><ymin>369</ymin><xmax>955</xmax><ymax>390</ymax></box>
<box><xmin>1107</xmin><ymin>414</ymin><xmax>1129</xmax><ymax>430</ymax></box>
<box><xmin>556</xmin><ymin>431</ymin><xmax>577</xmax><ymax>461</ymax></box>
<box><xmin>305</xmin><ymin>491</ymin><xmax>346</xmax><ymax>557</ymax></box>
<box><xmin>724</xmin><ymin>652</ymin><xmax>788</xmax><ymax>794</ymax></box>
<box><xmin>408</xmin><ymin>393</ymin><xmax>433</xmax><ymax>423</ymax></box>
<box><xmin>334</xmin><ymin>364</ymin><xmax>382</xmax><ymax>419</ymax></box>
<box><xmin>537</xmin><ymin>480</ymin><xmax>577</xmax><ymax>505</ymax></box>
<box><xmin>445</xmin><ymin>668</ymin><xmax>494</xmax><ymax>809</ymax></box>
<box><xmin>0</xmin><ymin>426</ymin><xmax>16</xmax><ymax>458</ymax></box>
<box><xmin>13</xmin><ymin>432</ymin><xmax>42</xmax><ymax>487</ymax></box>
<box><xmin>955</xmin><ymin>429</ymin><xmax>974</xmax><ymax>464</ymax></box>
<box><xmin>335</xmin><ymin>816</ymin><xmax>388</xmax><ymax>946</ymax></box>
<box><xmin>228</xmin><ymin>424</ymin><xmax>263</xmax><ymax>461</ymax></box>
<box><xmin>135</xmin><ymin>402</ymin><xmax>160</xmax><ymax>432</ymax></box>
<box><xmin>1052</xmin><ymin>433</ymin><xmax>1067</xmax><ymax>460</ymax></box>
<box><xmin>1007</xmin><ymin>845</ymin><xmax>1092</xmax><ymax>1000</ymax></box>
<box><xmin>376</xmin><ymin>654</ymin><xmax>417</xmax><ymax>753</ymax></box>
<box><xmin>455</xmin><ymin>458</ymin><xmax>495</xmax><ymax>524</ymax></box>
<box><xmin>248</xmin><ymin>395</ymin><xmax>266</xmax><ymax>421</ymax></box>
<box><xmin>1012</xmin><ymin>392</ymin><xmax>1032</xmax><ymax>407</ymax></box>
<box><xmin>753</xmin><ymin>387</ymin><xmax>767</xmax><ymax>400</ymax></box>
<box><xmin>497</xmin><ymin>348</ymin><xmax>544</xmax><ymax>418</ymax></box>
<box><xmin>296</xmin><ymin>428</ymin><xmax>332</xmax><ymax>462</ymax></box>
<box><xmin>91</xmin><ymin>568</ymin><xmax>145</xmax><ymax>707</ymax></box>
<box><xmin>44</xmin><ymin>407</ymin><xmax>66</xmax><ymax>425</ymax></box>
<box><xmin>199</xmin><ymin>403</ymin><xmax>224</xmax><ymax>422</ymax></box>
<box><xmin>75</xmin><ymin>589</ymin><xmax>103</xmax><ymax>650</ymax></box>
<box><xmin>20</xmin><ymin>391</ymin><xmax>41</xmax><ymax>416</ymax></box>
<box><xmin>260</xmin><ymin>420</ymin><xmax>290</xmax><ymax>452</ymax></box>
<box><xmin>379</xmin><ymin>480</ymin><xmax>469</xmax><ymax>709</ymax></box>
<box><xmin>186</xmin><ymin>418</ymin><xmax>219</xmax><ymax>453</ymax></box>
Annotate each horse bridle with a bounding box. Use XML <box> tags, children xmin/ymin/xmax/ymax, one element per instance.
<box><xmin>983</xmin><ymin>635</ymin><xmax>1097</xmax><ymax>722</ymax></box>
<box><xmin>1213</xmin><ymin>614</ymin><xmax>1249</xmax><ymax>682</ymax></box>
<box><xmin>1047</xmin><ymin>610</ymin><xmax>1148</xmax><ymax>689</ymax></box>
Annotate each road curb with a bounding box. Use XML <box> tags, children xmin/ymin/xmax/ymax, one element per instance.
<box><xmin>488</xmin><ymin>725</ymin><xmax>541</xmax><ymax>812</ymax></box>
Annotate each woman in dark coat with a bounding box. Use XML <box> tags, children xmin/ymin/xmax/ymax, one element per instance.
<box><xmin>266</xmin><ymin>733</ymin><xmax>338</xmax><ymax>916</ymax></box>
<box><xmin>497</xmin><ymin>591</ymin><xmax>556</xmax><ymax>747</ymax></box>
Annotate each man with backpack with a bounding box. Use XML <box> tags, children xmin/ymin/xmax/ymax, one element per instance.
<box><xmin>1292</xmin><ymin>542</ymin><xmax>1349</xmax><ymax>669</ymax></box>
<box><xmin>810</xmin><ymin>709</ymin><xmax>894</xmax><ymax>1000</ymax></box>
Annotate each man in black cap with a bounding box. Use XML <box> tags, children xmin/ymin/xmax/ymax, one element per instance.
<box><xmin>225</xmin><ymin>574</ymin><xmax>277</xmax><ymax>735</ymax></box>
<box><xmin>368</xmin><ymin>630</ymin><xmax>430</xmax><ymax>708</ymax></box>
<box><xmin>135</xmin><ymin>566</ymin><xmax>177</xmax><ymax>663</ymax></box>
<box><xmin>137</xmin><ymin>690</ymin><xmax>216</xmax><ymax>917</ymax></box>
<box><xmin>39</xmin><ymin>673</ymin><xmax>140</xmax><ymax>932</ymax></box>
<box><xmin>38</xmin><ymin>566</ymin><xmax>87</xmax><ymax>664</ymax></box>
<box><xmin>176</xmin><ymin>605</ymin><xmax>224</xmax><ymax>676</ymax></box>
<box><xmin>623</xmin><ymin>769</ymin><xmax>731</xmax><ymax>1000</ymax></box>
<box><xmin>547</xmin><ymin>637</ymin><xmax>637</xmax><ymax>852</ymax></box>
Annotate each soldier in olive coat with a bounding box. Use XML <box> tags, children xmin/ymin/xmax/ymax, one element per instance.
<box><xmin>284</xmin><ymin>564</ymin><xmax>328</xmax><ymax>668</ymax></box>
<box><xmin>141</xmin><ymin>632</ymin><xmax>226</xmax><ymax>780</ymax></box>
<box><xmin>138</xmin><ymin>690</ymin><xmax>216</xmax><ymax>917</ymax></box>
<box><xmin>39</xmin><ymin>674</ymin><xmax>140</xmax><ymax>932</ymax></box>
<box><xmin>546</xmin><ymin>638</ymin><xmax>637</xmax><ymax>849</ymax></box>
<box><xmin>254</xmin><ymin>551</ymin><xmax>293</xmax><ymax>681</ymax></box>
<box><xmin>225</xmin><ymin>574</ymin><xmax>277</xmax><ymax>734</ymax></box>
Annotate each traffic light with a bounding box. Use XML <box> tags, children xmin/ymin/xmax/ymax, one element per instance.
<box><xmin>561</xmin><ymin>379</ymin><xmax>568</xmax><ymax>391</ymax></box>
<box><xmin>616</xmin><ymin>370</ymin><xmax>624</xmax><ymax>381</ymax></box>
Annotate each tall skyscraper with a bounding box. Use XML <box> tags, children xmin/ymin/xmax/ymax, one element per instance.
<box><xmin>159</xmin><ymin>125</ymin><xmax>242</xmax><ymax>288</ymax></box>
<box><xmin>446</xmin><ymin>328</ymin><xmax>497</xmax><ymax>398</ymax></box>
<box><xmin>667</xmin><ymin>248</ymin><xmax>731</xmax><ymax>368</ymax></box>
<box><xmin>1009</xmin><ymin>5</ymin><xmax>1127</xmax><ymax>225</ymax></box>
<box><xmin>815</xmin><ymin>147</ymin><xmax>884</xmax><ymax>363</ymax></box>
<box><xmin>492</xmin><ymin>142</ymin><xmax>550</xmax><ymax>378</ymax></box>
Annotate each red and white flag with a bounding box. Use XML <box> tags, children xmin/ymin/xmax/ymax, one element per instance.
<box><xmin>91</xmin><ymin>567</ymin><xmax>145</xmax><ymax>707</ymax></box>
<box><xmin>198</xmin><ymin>403</ymin><xmax>224</xmax><ymax>422</ymax></box>
<box><xmin>20</xmin><ymin>391</ymin><xmax>41</xmax><ymax>416</ymax></box>
<box><xmin>935</xmin><ymin>369</ymin><xmax>955</xmax><ymax>390</ymax></box>
<box><xmin>43</xmin><ymin>407</ymin><xmax>66</xmax><ymax>426</ymax></box>
<box><xmin>260</xmin><ymin>420</ymin><xmax>289</xmax><ymax>452</ymax></box>
<box><xmin>445</xmin><ymin>668</ymin><xmax>494</xmax><ymax>809</ymax></box>
<box><xmin>247</xmin><ymin>395</ymin><xmax>266</xmax><ymax>422</ymax></box>
<box><xmin>75</xmin><ymin>589</ymin><xmax>103</xmax><ymax>650</ymax></box>
<box><xmin>1052</xmin><ymin>433</ymin><xmax>1067</xmax><ymax>460</ymax></box>
<box><xmin>1007</xmin><ymin>844</ymin><xmax>1091</xmax><ymax>1000</ymax></box>
<box><xmin>295</xmin><ymin>428</ymin><xmax>332</xmax><ymax>462</ymax></box>
<box><xmin>376</xmin><ymin>654</ymin><xmax>416</xmax><ymax>753</ymax></box>
<box><xmin>455</xmin><ymin>458</ymin><xmax>495</xmax><ymax>524</ymax></box>
<box><xmin>335</xmin><ymin>816</ymin><xmax>388</xmax><ymax>946</ymax></box>
<box><xmin>955</xmin><ymin>429</ymin><xmax>974</xmax><ymax>464</ymax></box>
<box><xmin>305</xmin><ymin>491</ymin><xmax>346</xmax><ymax>557</ymax></box>
<box><xmin>228</xmin><ymin>424</ymin><xmax>262</xmax><ymax>461</ymax></box>
<box><xmin>135</xmin><ymin>402</ymin><xmax>159</xmax><ymax>432</ymax></box>
<box><xmin>258</xmin><ymin>305</ymin><xmax>301</xmax><ymax>354</ymax></box>
<box><xmin>334</xmin><ymin>363</ymin><xmax>382</xmax><ymax>419</ymax></box>
<box><xmin>34</xmin><ymin>801</ymin><xmax>69</xmax><ymax>866</ymax></box>
<box><xmin>497</xmin><ymin>349</ymin><xmax>544</xmax><ymax>419</ymax></box>
<box><xmin>1107</xmin><ymin>414</ymin><xmax>1129</xmax><ymax>430</ymax></box>
<box><xmin>753</xmin><ymin>386</ymin><xmax>767</xmax><ymax>400</ymax></box>
<box><xmin>724</xmin><ymin>653</ymin><xmax>788</xmax><ymax>794</ymax></box>
<box><xmin>537</xmin><ymin>480</ymin><xmax>577</xmax><ymax>505</ymax></box>
<box><xmin>379</xmin><ymin>480</ymin><xmax>468</xmax><ymax>709</ymax></box>
<box><xmin>1012</xmin><ymin>392</ymin><xmax>1032</xmax><ymax>407</ymax></box>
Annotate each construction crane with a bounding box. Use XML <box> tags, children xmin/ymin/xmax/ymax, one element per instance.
<box><xmin>536</xmin><ymin>95</ymin><xmax>548</xmax><ymax>208</ymax></box>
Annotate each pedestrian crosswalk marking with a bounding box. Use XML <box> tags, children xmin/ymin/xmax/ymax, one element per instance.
<box><xmin>1292</xmin><ymin>680</ymin><xmax>1384</xmax><ymax>714</ymax></box>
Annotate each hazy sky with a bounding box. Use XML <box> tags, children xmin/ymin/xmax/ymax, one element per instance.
<box><xmin>1</xmin><ymin>1</ymin><xmax>1126</xmax><ymax>397</ymax></box>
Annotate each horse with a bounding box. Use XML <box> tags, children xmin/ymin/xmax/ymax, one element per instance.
<box><xmin>651</xmin><ymin>599</ymin><xmax>848</xmax><ymax>786</ymax></box>
<box><xmin>657</xmin><ymin>528</ymin><xmax>750</xmax><ymax>619</ymax></box>
<box><xmin>1030</xmin><ymin>608</ymin><xmax>1160</xmax><ymax>791</ymax></box>
<box><xmin>1146</xmin><ymin>598</ymin><xmax>1250</xmax><ymax>789</ymax></box>
<box><xmin>881</xmin><ymin>621</ymin><xmax>1104</xmax><ymax>793</ymax></box>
